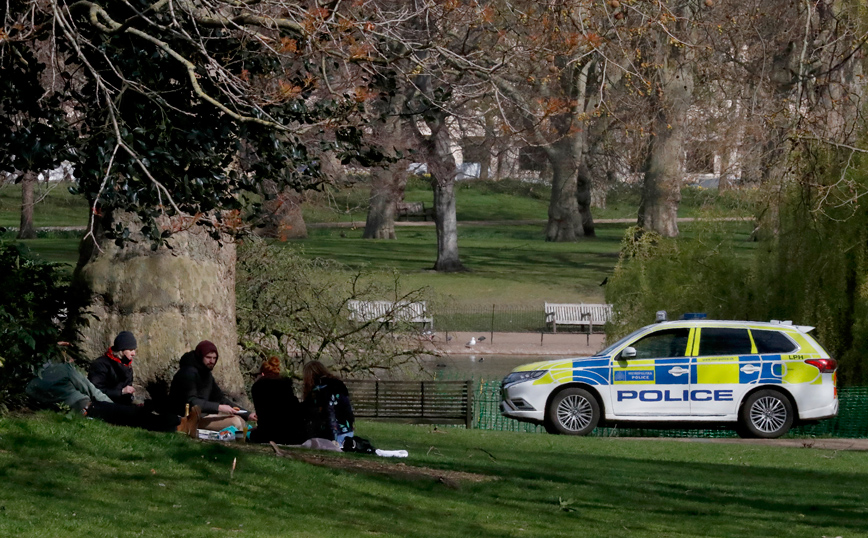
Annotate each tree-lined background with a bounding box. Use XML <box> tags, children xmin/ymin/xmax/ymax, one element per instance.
<box><xmin>3</xmin><ymin>0</ymin><xmax>868</xmax><ymax>407</ymax></box>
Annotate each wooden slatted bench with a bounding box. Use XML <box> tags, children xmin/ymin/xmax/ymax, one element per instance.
<box><xmin>344</xmin><ymin>380</ymin><xmax>473</xmax><ymax>428</ymax></box>
<box><xmin>544</xmin><ymin>302</ymin><xmax>613</xmax><ymax>333</ymax></box>
<box><xmin>347</xmin><ymin>300</ymin><xmax>434</xmax><ymax>330</ymax></box>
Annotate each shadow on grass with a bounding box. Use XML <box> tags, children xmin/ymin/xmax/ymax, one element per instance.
<box><xmin>2</xmin><ymin>414</ymin><xmax>865</xmax><ymax>537</ymax></box>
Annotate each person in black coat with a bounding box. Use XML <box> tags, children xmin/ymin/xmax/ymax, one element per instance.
<box><xmin>302</xmin><ymin>360</ymin><xmax>355</xmax><ymax>444</ymax></box>
<box><xmin>249</xmin><ymin>357</ymin><xmax>307</xmax><ymax>445</ymax></box>
<box><xmin>88</xmin><ymin>331</ymin><xmax>137</xmax><ymax>405</ymax></box>
<box><xmin>169</xmin><ymin>340</ymin><xmax>249</xmax><ymax>432</ymax></box>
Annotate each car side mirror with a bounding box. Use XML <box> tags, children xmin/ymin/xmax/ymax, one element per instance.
<box><xmin>620</xmin><ymin>347</ymin><xmax>637</xmax><ymax>359</ymax></box>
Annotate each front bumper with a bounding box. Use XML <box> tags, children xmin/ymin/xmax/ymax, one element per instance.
<box><xmin>499</xmin><ymin>382</ymin><xmax>551</xmax><ymax>423</ymax></box>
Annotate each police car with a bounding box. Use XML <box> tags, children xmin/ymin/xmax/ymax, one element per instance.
<box><xmin>500</xmin><ymin>316</ymin><xmax>838</xmax><ymax>438</ymax></box>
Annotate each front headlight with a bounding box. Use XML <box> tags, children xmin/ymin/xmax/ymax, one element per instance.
<box><xmin>502</xmin><ymin>370</ymin><xmax>546</xmax><ymax>388</ymax></box>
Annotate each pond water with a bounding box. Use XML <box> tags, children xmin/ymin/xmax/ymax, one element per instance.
<box><xmin>420</xmin><ymin>354</ymin><xmax>561</xmax><ymax>382</ymax></box>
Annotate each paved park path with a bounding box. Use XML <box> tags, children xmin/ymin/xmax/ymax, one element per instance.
<box><xmin>428</xmin><ymin>331</ymin><xmax>606</xmax><ymax>356</ymax></box>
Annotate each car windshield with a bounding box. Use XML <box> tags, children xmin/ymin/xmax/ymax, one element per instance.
<box><xmin>593</xmin><ymin>327</ymin><xmax>651</xmax><ymax>356</ymax></box>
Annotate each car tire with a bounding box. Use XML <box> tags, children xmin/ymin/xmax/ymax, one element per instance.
<box><xmin>545</xmin><ymin>388</ymin><xmax>600</xmax><ymax>436</ymax></box>
<box><xmin>738</xmin><ymin>389</ymin><xmax>794</xmax><ymax>439</ymax></box>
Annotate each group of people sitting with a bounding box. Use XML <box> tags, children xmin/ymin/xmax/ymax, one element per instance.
<box><xmin>26</xmin><ymin>331</ymin><xmax>356</xmax><ymax>448</ymax></box>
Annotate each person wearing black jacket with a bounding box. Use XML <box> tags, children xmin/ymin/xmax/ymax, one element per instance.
<box><xmin>302</xmin><ymin>360</ymin><xmax>355</xmax><ymax>444</ymax></box>
<box><xmin>88</xmin><ymin>331</ymin><xmax>137</xmax><ymax>405</ymax></box>
<box><xmin>169</xmin><ymin>340</ymin><xmax>249</xmax><ymax>432</ymax></box>
<box><xmin>249</xmin><ymin>357</ymin><xmax>307</xmax><ymax>445</ymax></box>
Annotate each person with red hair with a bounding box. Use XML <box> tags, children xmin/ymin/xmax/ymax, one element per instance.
<box><xmin>249</xmin><ymin>357</ymin><xmax>306</xmax><ymax>445</ymax></box>
<box><xmin>169</xmin><ymin>340</ymin><xmax>247</xmax><ymax>433</ymax></box>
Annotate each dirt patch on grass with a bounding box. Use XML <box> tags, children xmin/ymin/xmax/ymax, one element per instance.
<box><xmin>235</xmin><ymin>441</ymin><xmax>495</xmax><ymax>488</ymax></box>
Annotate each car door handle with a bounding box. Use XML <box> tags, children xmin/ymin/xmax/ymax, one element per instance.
<box><xmin>740</xmin><ymin>365</ymin><xmax>761</xmax><ymax>374</ymax></box>
<box><xmin>668</xmin><ymin>367</ymin><xmax>689</xmax><ymax>376</ymax></box>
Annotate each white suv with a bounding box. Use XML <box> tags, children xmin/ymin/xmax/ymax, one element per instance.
<box><xmin>500</xmin><ymin>319</ymin><xmax>838</xmax><ymax>438</ymax></box>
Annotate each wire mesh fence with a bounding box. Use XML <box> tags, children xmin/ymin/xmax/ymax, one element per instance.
<box><xmin>432</xmin><ymin>304</ymin><xmax>547</xmax><ymax>333</ymax></box>
<box><xmin>474</xmin><ymin>381</ymin><xmax>868</xmax><ymax>438</ymax></box>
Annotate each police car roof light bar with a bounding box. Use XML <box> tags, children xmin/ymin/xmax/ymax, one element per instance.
<box><xmin>680</xmin><ymin>313</ymin><xmax>707</xmax><ymax>320</ymax></box>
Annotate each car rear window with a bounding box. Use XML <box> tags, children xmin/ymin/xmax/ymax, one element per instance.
<box><xmin>698</xmin><ymin>328</ymin><xmax>752</xmax><ymax>356</ymax></box>
<box><xmin>751</xmin><ymin>329</ymin><xmax>797</xmax><ymax>354</ymax></box>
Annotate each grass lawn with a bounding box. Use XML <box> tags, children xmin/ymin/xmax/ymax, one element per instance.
<box><xmin>0</xmin><ymin>177</ymin><xmax>758</xmax><ymax>305</ymax></box>
<box><xmin>0</xmin><ymin>182</ymin><xmax>89</xmax><ymax>228</ymax></box>
<box><xmin>1</xmin><ymin>413</ymin><xmax>865</xmax><ymax>538</ymax></box>
<box><xmin>301</xmin><ymin>178</ymin><xmax>756</xmax><ymax>223</ymax></box>
<box><xmin>0</xmin><ymin>219</ymin><xmax>757</xmax><ymax>305</ymax></box>
<box><xmin>289</xmin><ymin>221</ymin><xmax>757</xmax><ymax>305</ymax></box>
<box><xmin>290</xmin><ymin>224</ymin><xmax>626</xmax><ymax>305</ymax></box>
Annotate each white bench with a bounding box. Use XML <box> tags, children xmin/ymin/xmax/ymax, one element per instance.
<box><xmin>544</xmin><ymin>303</ymin><xmax>613</xmax><ymax>333</ymax></box>
<box><xmin>347</xmin><ymin>300</ymin><xmax>433</xmax><ymax>330</ymax></box>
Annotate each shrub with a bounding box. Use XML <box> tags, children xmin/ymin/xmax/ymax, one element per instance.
<box><xmin>0</xmin><ymin>242</ymin><xmax>76</xmax><ymax>412</ymax></box>
<box><xmin>236</xmin><ymin>239</ymin><xmax>434</xmax><ymax>381</ymax></box>
<box><xmin>604</xmin><ymin>224</ymin><xmax>752</xmax><ymax>340</ymax></box>
<box><xmin>604</xmin><ymin>147</ymin><xmax>868</xmax><ymax>386</ymax></box>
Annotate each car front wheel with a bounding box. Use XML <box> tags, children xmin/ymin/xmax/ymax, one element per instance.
<box><xmin>545</xmin><ymin>388</ymin><xmax>600</xmax><ymax>436</ymax></box>
<box><xmin>739</xmin><ymin>389</ymin><xmax>794</xmax><ymax>439</ymax></box>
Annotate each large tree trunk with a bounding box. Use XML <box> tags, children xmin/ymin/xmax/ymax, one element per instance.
<box><xmin>364</xmin><ymin>94</ymin><xmax>414</xmax><ymax>240</ymax></box>
<box><xmin>432</xmin><ymin>179</ymin><xmax>463</xmax><ymax>271</ymax></box>
<box><xmin>638</xmin><ymin>118</ymin><xmax>683</xmax><ymax>238</ymax></box>
<box><xmin>576</xmin><ymin>163</ymin><xmax>596</xmax><ymax>237</ymax></box>
<box><xmin>72</xmin><ymin>213</ymin><xmax>244</xmax><ymax>401</ymax></box>
<box><xmin>545</xmin><ymin>140</ymin><xmax>583</xmax><ymax>241</ymax></box>
<box><xmin>423</xmin><ymin>114</ymin><xmax>465</xmax><ymax>272</ymax></box>
<box><xmin>542</xmin><ymin>59</ymin><xmax>606</xmax><ymax>242</ymax></box>
<box><xmin>255</xmin><ymin>191</ymin><xmax>307</xmax><ymax>240</ymax></box>
<box><xmin>638</xmin><ymin>45</ymin><xmax>693</xmax><ymax>238</ymax></box>
<box><xmin>17</xmin><ymin>171</ymin><xmax>37</xmax><ymax>239</ymax></box>
<box><xmin>363</xmin><ymin>163</ymin><xmax>408</xmax><ymax>239</ymax></box>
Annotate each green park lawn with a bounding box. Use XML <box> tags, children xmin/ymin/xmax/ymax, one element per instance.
<box><xmin>0</xmin><ymin>179</ymin><xmax>756</xmax><ymax>304</ymax></box>
<box><xmin>0</xmin><ymin>182</ymin><xmax>90</xmax><ymax>228</ymax></box>
<box><xmin>301</xmin><ymin>177</ymin><xmax>756</xmax><ymax>224</ymax></box>
<box><xmin>1</xmin><ymin>413</ymin><xmax>864</xmax><ymax>538</ymax></box>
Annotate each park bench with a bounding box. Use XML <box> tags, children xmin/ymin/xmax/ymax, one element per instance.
<box><xmin>544</xmin><ymin>302</ymin><xmax>613</xmax><ymax>333</ymax></box>
<box><xmin>347</xmin><ymin>300</ymin><xmax>434</xmax><ymax>330</ymax></box>
<box><xmin>396</xmin><ymin>201</ymin><xmax>435</xmax><ymax>221</ymax></box>
<box><xmin>344</xmin><ymin>380</ymin><xmax>473</xmax><ymax>428</ymax></box>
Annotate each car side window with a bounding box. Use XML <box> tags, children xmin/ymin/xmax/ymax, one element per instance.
<box><xmin>752</xmin><ymin>329</ymin><xmax>797</xmax><ymax>354</ymax></box>
<box><xmin>628</xmin><ymin>328</ymin><xmax>690</xmax><ymax>359</ymax></box>
<box><xmin>698</xmin><ymin>328</ymin><xmax>752</xmax><ymax>356</ymax></box>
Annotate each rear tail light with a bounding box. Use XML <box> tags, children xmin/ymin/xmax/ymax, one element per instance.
<box><xmin>805</xmin><ymin>358</ymin><xmax>837</xmax><ymax>373</ymax></box>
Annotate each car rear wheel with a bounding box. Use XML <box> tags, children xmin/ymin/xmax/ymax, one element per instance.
<box><xmin>545</xmin><ymin>388</ymin><xmax>600</xmax><ymax>436</ymax></box>
<box><xmin>739</xmin><ymin>389</ymin><xmax>794</xmax><ymax>439</ymax></box>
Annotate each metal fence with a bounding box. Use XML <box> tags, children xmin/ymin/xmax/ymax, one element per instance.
<box><xmin>474</xmin><ymin>381</ymin><xmax>868</xmax><ymax>438</ymax></box>
<box><xmin>432</xmin><ymin>304</ymin><xmax>546</xmax><ymax>333</ymax></box>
